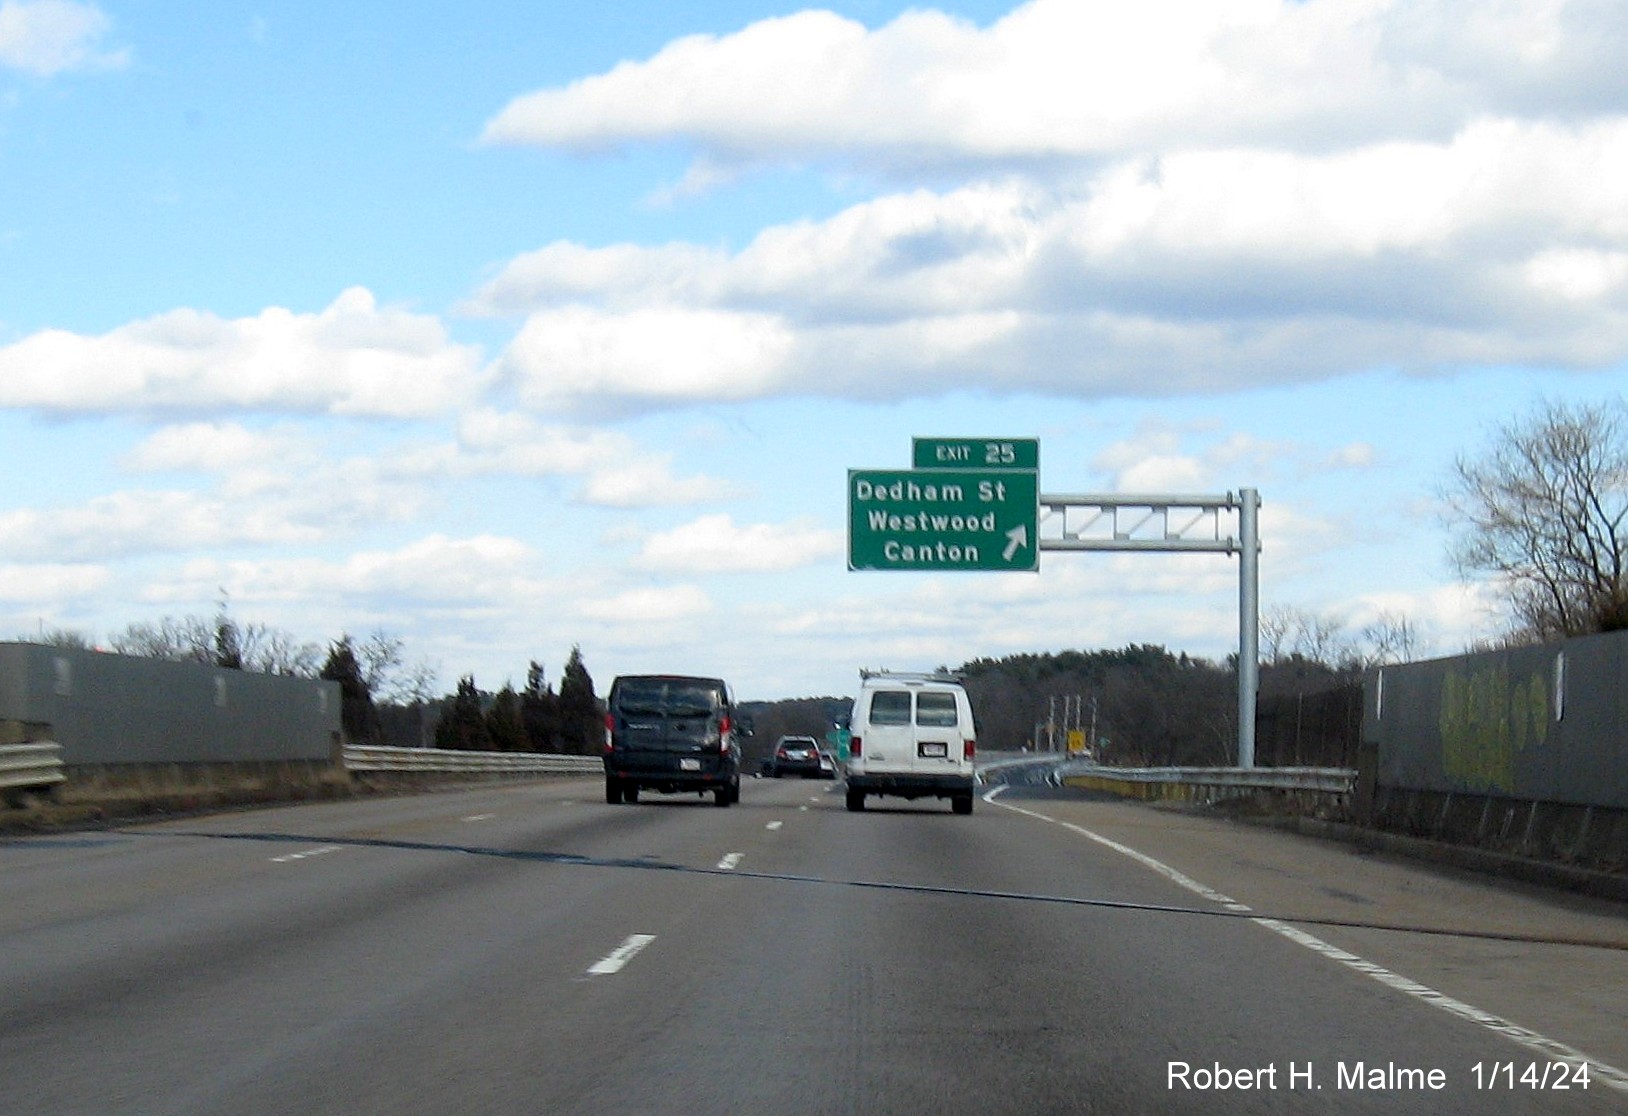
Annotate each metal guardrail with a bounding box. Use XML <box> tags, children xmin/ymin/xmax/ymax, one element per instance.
<box><xmin>0</xmin><ymin>741</ymin><xmax>66</xmax><ymax>796</ymax></box>
<box><xmin>1057</xmin><ymin>762</ymin><xmax>1356</xmax><ymax>794</ymax></box>
<box><xmin>342</xmin><ymin>745</ymin><xmax>601</xmax><ymax>776</ymax></box>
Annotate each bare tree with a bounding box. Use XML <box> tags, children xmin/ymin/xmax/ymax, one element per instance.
<box><xmin>1260</xmin><ymin>604</ymin><xmax>1354</xmax><ymax>668</ymax></box>
<box><xmin>108</xmin><ymin>616</ymin><xmax>216</xmax><ymax>662</ymax></box>
<box><xmin>241</xmin><ymin>626</ymin><xmax>323</xmax><ymax>676</ymax></box>
<box><xmin>27</xmin><ymin>627</ymin><xmax>95</xmax><ymax>650</ymax></box>
<box><xmin>1357</xmin><ymin>610</ymin><xmax>1428</xmax><ymax>667</ymax></box>
<box><xmin>1444</xmin><ymin>398</ymin><xmax>1628</xmax><ymax>640</ymax></box>
<box><xmin>356</xmin><ymin>630</ymin><xmax>404</xmax><ymax>696</ymax></box>
<box><xmin>350</xmin><ymin>629</ymin><xmax>439</xmax><ymax>704</ymax></box>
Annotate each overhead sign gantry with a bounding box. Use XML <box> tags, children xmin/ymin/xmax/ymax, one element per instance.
<box><xmin>846</xmin><ymin>436</ymin><xmax>1262</xmax><ymax>767</ymax></box>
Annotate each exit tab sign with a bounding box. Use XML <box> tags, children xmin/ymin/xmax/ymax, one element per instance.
<box><xmin>913</xmin><ymin>437</ymin><xmax>1039</xmax><ymax>471</ymax></box>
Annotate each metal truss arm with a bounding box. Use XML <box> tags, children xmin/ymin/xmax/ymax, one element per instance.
<box><xmin>1038</xmin><ymin>493</ymin><xmax>1246</xmax><ymax>554</ymax></box>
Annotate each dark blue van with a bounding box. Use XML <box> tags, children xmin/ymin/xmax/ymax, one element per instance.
<box><xmin>603</xmin><ymin>674</ymin><xmax>743</xmax><ymax>807</ymax></box>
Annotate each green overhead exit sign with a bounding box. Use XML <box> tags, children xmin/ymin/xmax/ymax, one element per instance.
<box><xmin>848</xmin><ymin>468</ymin><xmax>1038</xmax><ymax>572</ymax></box>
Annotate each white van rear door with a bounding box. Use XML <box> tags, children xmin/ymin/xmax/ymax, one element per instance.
<box><xmin>910</xmin><ymin>688</ymin><xmax>965</xmax><ymax>773</ymax></box>
<box><xmin>859</xmin><ymin>688</ymin><xmax>914</xmax><ymax>770</ymax></box>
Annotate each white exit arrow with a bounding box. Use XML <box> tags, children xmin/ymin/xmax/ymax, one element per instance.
<box><xmin>1002</xmin><ymin>524</ymin><xmax>1028</xmax><ymax>561</ymax></box>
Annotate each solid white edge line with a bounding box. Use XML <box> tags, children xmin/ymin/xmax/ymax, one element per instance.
<box><xmin>588</xmin><ymin>934</ymin><xmax>656</xmax><ymax>976</ymax></box>
<box><xmin>990</xmin><ymin>792</ymin><xmax>1628</xmax><ymax>1094</ymax></box>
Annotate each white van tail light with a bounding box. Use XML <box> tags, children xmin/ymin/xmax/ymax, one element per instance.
<box><xmin>963</xmin><ymin>738</ymin><xmax>975</xmax><ymax>761</ymax></box>
<box><xmin>850</xmin><ymin>736</ymin><xmax>862</xmax><ymax>758</ymax></box>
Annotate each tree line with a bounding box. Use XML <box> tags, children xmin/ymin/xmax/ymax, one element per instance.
<box><xmin>956</xmin><ymin>643</ymin><xmax>1362</xmax><ymax>768</ymax></box>
<box><xmin>425</xmin><ymin>651</ymin><xmax>602</xmax><ymax>755</ymax></box>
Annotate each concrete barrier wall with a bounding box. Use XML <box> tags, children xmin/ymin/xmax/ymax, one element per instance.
<box><xmin>1364</xmin><ymin>631</ymin><xmax>1628</xmax><ymax>811</ymax></box>
<box><xmin>0</xmin><ymin>642</ymin><xmax>341</xmax><ymax>765</ymax></box>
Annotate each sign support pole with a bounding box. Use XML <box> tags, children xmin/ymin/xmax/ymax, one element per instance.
<box><xmin>1237</xmin><ymin>488</ymin><xmax>1259</xmax><ymax>769</ymax></box>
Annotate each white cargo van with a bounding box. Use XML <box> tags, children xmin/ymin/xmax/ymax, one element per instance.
<box><xmin>844</xmin><ymin>670</ymin><xmax>977</xmax><ymax>815</ymax></box>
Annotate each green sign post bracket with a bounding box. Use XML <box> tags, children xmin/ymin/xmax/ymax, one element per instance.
<box><xmin>848</xmin><ymin>468</ymin><xmax>1039</xmax><ymax>572</ymax></box>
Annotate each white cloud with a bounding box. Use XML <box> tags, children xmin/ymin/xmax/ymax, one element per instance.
<box><xmin>632</xmin><ymin>513</ymin><xmax>843</xmax><ymax>573</ymax></box>
<box><xmin>0</xmin><ymin>0</ymin><xmax>126</xmax><ymax>76</ymax></box>
<box><xmin>438</xmin><ymin>409</ymin><xmax>631</xmax><ymax>477</ymax></box>
<box><xmin>576</xmin><ymin>583</ymin><xmax>713</xmax><ymax>623</ymax></box>
<box><xmin>465</xmin><ymin>242</ymin><xmax>721</xmax><ymax>318</ymax></box>
<box><xmin>0</xmin><ymin>454</ymin><xmax>430</xmax><ymax>562</ymax></box>
<box><xmin>0</xmin><ymin>490</ymin><xmax>312</xmax><ymax>561</ymax></box>
<box><xmin>1091</xmin><ymin>423</ymin><xmax>1301</xmax><ymax>492</ymax></box>
<box><xmin>578</xmin><ymin>460</ymin><xmax>742</xmax><ymax>508</ymax></box>
<box><xmin>498</xmin><ymin>305</ymin><xmax>795</xmax><ymax>413</ymax></box>
<box><xmin>1111</xmin><ymin>454</ymin><xmax>1211</xmax><ymax>493</ymax></box>
<box><xmin>0</xmin><ymin>561</ymin><xmax>108</xmax><ymax>601</ymax></box>
<box><xmin>479</xmin><ymin>0</ymin><xmax>1628</xmax><ymax>170</ymax></box>
<box><xmin>0</xmin><ymin>288</ymin><xmax>487</xmax><ymax>418</ymax></box>
<box><xmin>471</xmin><ymin>111</ymin><xmax>1628</xmax><ymax>413</ymax></box>
<box><xmin>1523</xmin><ymin>247</ymin><xmax>1628</xmax><ymax>302</ymax></box>
<box><xmin>385</xmin><ymin>409</ymin><xmax>740</xmax><ymax>507</ymax></box>
<box><xmin>121</xmin><ymin>422</ymin><xmax>316</xmax><ymax>474</ymax></box>
<box><xmin>460</xmin><ymin>0</ymin><xmax>1628</xmax><ymax>417</ymax></box>
<box><xmin>468</xmin><ymin>183</ymin><xmax>1035</xmax><ymax>321</ymax></box>
<box><xmin>1318</xmin><ymin>443</ymin><xmax>1377</xmax><ymax>472</ymax></box>
<box><xmin>1335</xmin><ymin>582</ymin><xmax>1512</xmax><ymax>659</ymax></box>
<box><xmin>166</xmin><ymin>534</ymin><xmax>540</xmax><ymax>608</ymax></box>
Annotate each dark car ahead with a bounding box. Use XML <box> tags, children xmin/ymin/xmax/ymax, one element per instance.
<box><xmin>603</xmin><ymin>674</ymin><xmax>742</xmax><ymax>807</ymax></box>
<box><xmin>769</xmin><ymin>734</ymin><xmax>824</xmax><ymax>778</ymax></box>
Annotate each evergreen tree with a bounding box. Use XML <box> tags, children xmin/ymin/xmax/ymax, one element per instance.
<box><xmin>321</xmin><ymin>634</ymin><xmax>380</xmax><ymax>744</ymax></box>
<box><xmin>556</xmin><ymin>645</ymin><xmax>600</xmax><ymax>754</ymax></box>
<box><xmin>434</xmin><ymin>676</ymin><xmax>492</xmax><ymax>751</ymax></box>
<box><xmin>486</xmin><ymin>683</ymin><xmax>526</xmax><ymax>752</ymax></box>
<box><xmin>213</xmin><ymin>595</ymin><xmax>244</xmax><ymax>670</ymax></box>
<box><xmin>521</xmin><ymin>660</ymin><xmax>559</xmax><ymax>752</ymax></box>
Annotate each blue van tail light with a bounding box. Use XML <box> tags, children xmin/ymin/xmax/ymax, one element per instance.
<box><xmin>603</xmin><ymin>713</ymin><xmax>615</xmax><ymax>752</ymax></box>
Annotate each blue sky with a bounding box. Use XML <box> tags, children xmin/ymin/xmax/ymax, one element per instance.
<box><xmin>3</xmin><ymin>0</ymin><xmax>1626</xmax><ymax>702</ymax></box>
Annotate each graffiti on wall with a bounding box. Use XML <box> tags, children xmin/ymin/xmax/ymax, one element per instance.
<box><xmin>1438</xmin><ymin>662</ymin><xmax>1549</xmax><ymax>793</ymax></box>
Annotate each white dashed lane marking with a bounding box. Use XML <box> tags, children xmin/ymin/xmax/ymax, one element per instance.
<box><xmin>269</xmin><ymin>845</ymin><xmax>342</xmax><ymax>864</ymax></box>
<box><xmin>588</xmin><ymin>934</ymin><xmax>656</xmax><ymax>976</ymax></box>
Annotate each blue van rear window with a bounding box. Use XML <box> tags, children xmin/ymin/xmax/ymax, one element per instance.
<box><xmin>616</xmin><ymin>679</ymin><xmax>719</xmax><ymax>716</ymax></box>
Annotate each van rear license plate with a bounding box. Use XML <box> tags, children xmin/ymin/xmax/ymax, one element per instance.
<box><xmin>919</xmin><ymin>742</ymin><xmax>948</xmax><ymax>758</ymax></box>
<box><xmin>680</xmin><ymin>758</ymin><xmax>701</xmax><ymax>771</ymax></box>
